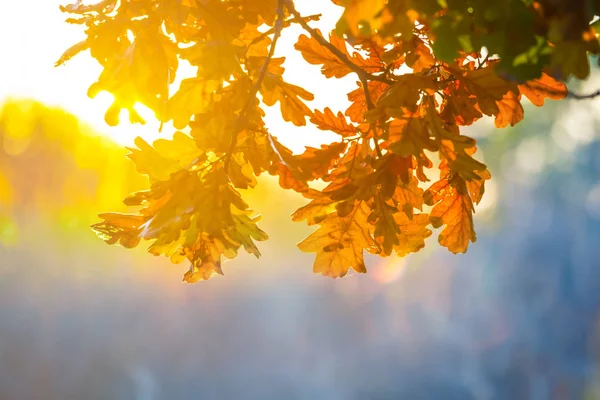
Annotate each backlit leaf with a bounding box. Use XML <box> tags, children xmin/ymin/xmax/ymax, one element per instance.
<box><xmin>166</xmin><ymin>79</ymin><xmax>220</xmax><ymax>129</ymax></box>
<box><xmin>518</xmin><ymin>73</ymin><xmax>568</xmax><ymax>107</ymax></box>
<box><xmin>424</xmin><ymin>173</ymin><xmax>476</xmax><ymax>254</ymax></box>
<box><xmin>298</xmin><ymin>201</ymin><xmax>378</xmax><ymax>278</ymax></box>
<box><xmin>311</xmin><ymin>107</ymin><xmax>358</xmax><ymax>137</ymax></box>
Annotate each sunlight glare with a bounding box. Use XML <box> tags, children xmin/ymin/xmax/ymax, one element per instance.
<box><xmin>0</xmin><ymin>0</ymin><xmax>351</xmax><ymax>151</ymax></box>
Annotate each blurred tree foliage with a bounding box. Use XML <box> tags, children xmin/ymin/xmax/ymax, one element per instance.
<box><xmin>57</xmin><ymin>0</ymin><xmax>599</xmax><ymax>281</ymax></box>
<box><xmin>0</xmin><ymin>100</ymin><xmax>148</xmax><ymax>245</ymax></box>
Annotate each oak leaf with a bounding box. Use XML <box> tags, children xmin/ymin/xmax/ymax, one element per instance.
<box><xmin>310</xmin><ymin>107</ymin><xmax>358</xmax><ymax>137</ymax></box>
<box><xmin>261</xmin><ymin>75</ymin><xmax>314</xmax><ymax>126</ymax></box>
<box><xmin>295</xmin><ymin>30</ymin><xmax>382</xmax><ymax>78</ymax></box>
<box><xmin>424</xmin><ymin>173</ymin><xmax>476</xmax><ymax>254</ymax></box>
<box><xmin>165</xmin><ymin>79</ymin><xmax>220</xmax><ymax>129</ymax></box>
<box><xmin>335</xmin><ymin>0</ymin><xmax>387</xmax><ymax>37</ymax></box>
<box><xmin>346</xmin><ymin>81</ymin><xmax>389</xmax><ymax>123</ymax></box>
<box><xmin>393</xmin><ymin>213</ymin><xmax>432</xmax><ymax>257</ymax></box>
<box><xmin>298</xmin><ymin>201</ymin><xmax>378</xmax><ymax>277</ymax></box>
<box><xmin>518</xmin><ymin>73</ymin><xmax>568</xmax><ymax>107</ymax></box>
<box><xmin>494</xmin><ymin>90</ymin><xmax>524</xmax><ymax>128</ymax></box>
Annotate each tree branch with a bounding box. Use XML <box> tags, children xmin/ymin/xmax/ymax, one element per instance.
<box><xmin>284</xmin><ymin>0</ymin><xmax>386</xmax><ymax>158</ymax></box>
<box><xmin>283</xmin><ymin>0</ymin><xmax>393</xmax><ymax>86</ymax></box>
<box><xmin>225</xmin><ymin>0</ymin><xmax>285</xmax><ymax>170</ymax></box>
<box><xmin>568</xmin><ymin>89</ymin><xmax>600</xmax><ymax>100</ymax></box>
<box><xmin>250</xmin><ymin>13</ymin><xmax>322</xmax><ymax>46</ymax></box>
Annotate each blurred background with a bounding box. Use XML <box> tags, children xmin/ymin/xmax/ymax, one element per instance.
<box><xmin>3</xmin><ymin>1</ymin><xmax>600</xmax><ymax>400</ymax></box>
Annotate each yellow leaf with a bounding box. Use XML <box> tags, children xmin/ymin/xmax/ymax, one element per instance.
<box><xmin>298</xmin><ymin>201</ymin><xmax>378</xmax><ymax>278</ymax></box>
<box><xmin>92</xmin><ymin>213</ymin><xmax>149</xmax><ymax>248</ymax></box>
<box><xmin>292</xmin><ymin>190</ymin><xmax>339</xmax><ymax>226</ymax></box>
<box><xmin>127</xmin><ymin>133</ymin><xmax>204</xmax><ymax>182</ymax></box>
<box><xmin>166</xmin><ymin>79</ymin><xmax>220</xmax><ymax>129</ymax></box>
<box><xmin>336</xmin><ymin>0</ymin><xmax>386</xmax><ymax>37</ymax></box>
<box><xmin>261</xmin><ymin>75</ymin><xmax>314</xmax><ymax>126</ymax></box>
<box><xmin>393</xmin><ymin>212</ymin><xmax>432</xmax><ymax>257</ymax></box>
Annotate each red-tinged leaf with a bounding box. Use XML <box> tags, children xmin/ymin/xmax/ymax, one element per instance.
<box><xmin>386</xmin><ymin>109</ymin><xmax>438</xmax><ymax>157</ymax></box>
<box><xmin>440</xmin><ymin>84</ymin><xmax>483</xmax><ymax>126</ymax></box>
<box><xmin>310</xmin><ymin>107</ymin><xmax>358</xmax><ymax>137</ymax></box>
<box><xmin>183</xmin><ymin>260</ymin><xmax>223</xmax><ymax>283</ymax></box>
<box><xmin>182</xmin><ymin>235</ymin><xmax>227</xmax><ymax>283</ymax></box>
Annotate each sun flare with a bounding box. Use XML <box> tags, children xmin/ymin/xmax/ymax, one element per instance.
<box><xmin>1</xmin><ymin>0</ymin><xmax>346</xmax><ymax>151</ymax></box>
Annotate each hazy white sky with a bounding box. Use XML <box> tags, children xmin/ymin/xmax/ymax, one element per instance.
<box><xmin>0</xmin><ymin>0</ymin><xmax>350</xmax><ymax>150</ymax></box>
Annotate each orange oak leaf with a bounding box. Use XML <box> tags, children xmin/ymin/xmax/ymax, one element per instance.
<box><xmin>459</xmin><ymin>66</ymin><xmax>518</xmax><ymax>117</ymax></box>
<box><xmin>518</xmin><ymin>72</ymin><xmax>568</xmax><ymax>107</ymax></box>
<box><xmin>424</xmin><ymin>174</ymin><xmax>476</xmax><ymax>254</ymax></box>
<box><xmin>346</xmin><ymin>80</ymin><xmax>390</xmax><ymax>123</ymax></box>
<box><xmin>310</xmin><ymin>107</ymin><xmax>358</xmax><ymax>137</ymax></box>
<box><xmin>494</xmin><ymin>90</ymin><xmax>524</xmax><ymax>128</ymax></box>
<box><xmin>295</xmin><ymin>29</ymin><xmax>382</xmax><ymax>78</ymax></box>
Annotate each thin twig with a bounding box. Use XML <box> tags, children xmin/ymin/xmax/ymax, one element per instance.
<box><xmin>568</xmin><ymin>89</ymin><xmax>600</xmax><ymax>100</ymax></box>
<box><xmin>285</xmin><ymin>0</ymin><xmax>386</xmax><ymax>158</ymax></box>
<box><xmin>225</xmin><ymin>0</ymin><xmax>285</xmax><ymax>170</ymax></box>
<box><xmin>476</xmin><ymin>53</ymin><xmax>489</xmax><ymax>70</ymax></box>
<box><xmin>250</xmin><ymin>13</ymin><xmax>322</xmax><ymax>46</ymax></box>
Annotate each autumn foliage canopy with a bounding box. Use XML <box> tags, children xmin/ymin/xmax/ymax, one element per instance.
<box><xmin>58</xmin><ymin>0</ymin><xmax>597</xmax><ymax>282</ymax></box>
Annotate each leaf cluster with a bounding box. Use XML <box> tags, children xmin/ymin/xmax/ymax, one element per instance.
<box><xmin>58</xmin><ymin>0</ymin><xmax>587</xmax><ymax>281</ymax></box>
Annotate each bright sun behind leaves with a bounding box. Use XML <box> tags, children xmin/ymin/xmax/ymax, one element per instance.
<box><xmin>0</xmin><ymin>0</ymin><xmax>346</xmax><ymax>151</ymax></box>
